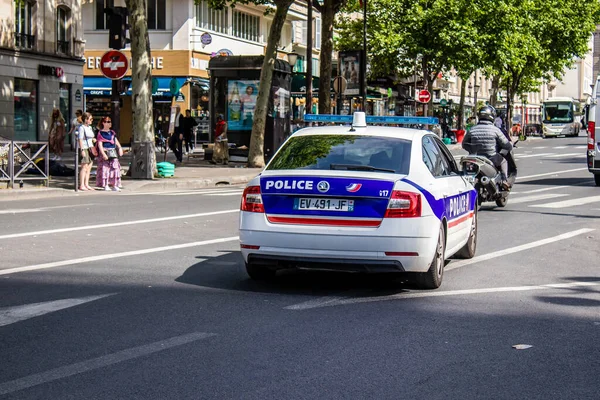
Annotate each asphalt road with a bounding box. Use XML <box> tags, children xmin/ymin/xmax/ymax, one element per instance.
<box><xmin>1</xmin><ymin>134</ymin><xmax>599</xmax><ymax>399</ymax></box>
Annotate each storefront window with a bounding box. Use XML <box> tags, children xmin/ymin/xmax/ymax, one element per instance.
<box><xmin>14</xmin><ymin>79</ymin><xmax>37</xmax><ymax>141</ymax></box>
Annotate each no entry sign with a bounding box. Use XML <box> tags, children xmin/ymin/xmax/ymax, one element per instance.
<box><xmin>417</xmin><ymin>89</ymin><xmax>431</xmax><ymax>103</ymax></box>
<box><xmin>100</xmin><ymin>50</ymin><xmax>129</xmax><ymax>80</ymax></box>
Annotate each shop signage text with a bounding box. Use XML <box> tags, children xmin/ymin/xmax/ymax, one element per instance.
<box><xmin>38</xmin><ymin>65</ymin><xmax>64</xmax><ymax>78</ymax></box>
<box><xmin>87</xmin><ymin>56</ymin><xmax>164</xmax><ymax>70</ymax></box>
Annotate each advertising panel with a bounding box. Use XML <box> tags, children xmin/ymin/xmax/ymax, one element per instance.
<box><xmin>227</xmin><ymin>80</ymin><xmax>259</xmax><ymax>131</ymax></box>
<box><xmin>338</xmin><ymin>51</ymin><xmax>362</xmax><ymax>96</ymax></box>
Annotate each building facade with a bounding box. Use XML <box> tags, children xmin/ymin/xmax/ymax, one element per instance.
<box><xmin>81</xmin><ymin>0</ymin><xmax>321</xmax><ymax>144</ymax></box>
<box><xmin>0</xmin><ymin>0</ymin><xmax>85</xmax><ymax>141</ymax></box>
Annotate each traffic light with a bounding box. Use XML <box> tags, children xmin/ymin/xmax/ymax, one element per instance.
<box><xmin>106</xmin><ymin>7</ymin><xmax>129</xmax><ymax>50</ymax></box>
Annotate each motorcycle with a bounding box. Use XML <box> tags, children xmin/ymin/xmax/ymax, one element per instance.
<box><xmin>460</xmin><ymin>140</ymin><xmax>518</xmax><ymax>208</ymax></box>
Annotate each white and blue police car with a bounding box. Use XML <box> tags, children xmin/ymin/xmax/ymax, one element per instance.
<box><xmin>240</xmin><ymin>113</ymin><xmax>477</xmax><ymax>289</ymax></box>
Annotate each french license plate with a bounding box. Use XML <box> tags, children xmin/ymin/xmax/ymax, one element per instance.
<box><xmin>293</xmin><ymin>198</ymin><xmax>355</xmax><ymax>212</ymax></box>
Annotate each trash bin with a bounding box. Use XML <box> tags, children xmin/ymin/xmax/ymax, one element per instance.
<box><xmin>455</xmin><ymin>129</ymin><xmax>466</xmax><ymax>143</ymax></box>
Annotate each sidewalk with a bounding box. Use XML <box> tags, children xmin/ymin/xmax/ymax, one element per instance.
<box><xmin>0</xmin><ymin>148</ymin><xmax>262</xmax><ymax>200</ymax></box>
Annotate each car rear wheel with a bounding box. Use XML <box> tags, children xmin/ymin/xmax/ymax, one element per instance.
<box><xmin>246</xmin><ymin>262</ymin><xmax>276</xmax><ymax>280</ymax></box>
<box><xmin>416</xmin><ymin>225</ymin><xmax>445</xmax><ymax>289</ymax></box>
<box><xmin>455</xmin><ymin>209</ymin><xmax>477</xmax><ymax>259</ymax></box>
<box><xmin>594</xmin><ymin>174</ymin><xmax>600</xmax><ymax>187</ymax></box>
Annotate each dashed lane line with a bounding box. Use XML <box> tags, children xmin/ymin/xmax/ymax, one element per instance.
<box><xmin>507</xmin><ymin>193</ymin><xmax>569</xmax><ymax>204</ymax></box>
<box><xmin>530</xmin><ymin>195</ymin><xmax>600</xmax><ymax>209</ymax></box>
<box><xmin>0</xmin><ymin>332</ymin><xmax>217</xmax><ymax>396</ymax></box>
<box><xmin>0</xmin><ymin>236</ymin><xmax>239</xmax><ymax>276</ymax></box>
<box><xmin>0</xmin><ymin>209</ymin><xmax>239</xmax><ymax>240</ymax></box>
<box><xmin>285</xmin><ymin>228</ymin><xmax>595</xmax><ymax>311</ymax></box>
<box><xmin>516</xmin><ymin>168</ymin><xmax>588</xmax><ymax>181</ymax></box>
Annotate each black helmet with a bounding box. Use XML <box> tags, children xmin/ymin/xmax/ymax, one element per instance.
<box><xmin>477</xmin><ymin>105</ymin><xmax>496</xmax><ymax>122</ymax></box>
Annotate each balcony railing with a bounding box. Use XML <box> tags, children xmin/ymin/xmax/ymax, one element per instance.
<box><xmin>57</xmin><ymin>40</ymin><xmax>70</xmax><ymax>54</ymax></box>
<box><xmin>14</xmin><ymin>33</ymin><xmax>35</xmax><ymax>49</ymax></box>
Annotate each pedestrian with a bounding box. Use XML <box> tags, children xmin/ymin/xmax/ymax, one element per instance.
<box><xmin>76</xmin><ymin>112</ymin><xmax>95</xmax><ymax>191</ymax></box>
<box><xmin>68</xmin><ymin>109</ymin><xmax>83</xmax><ymax>150</ymax></box>
<box><xmin>210</xmin><ymin>114</ymin><xmax>229</xmax><ymax>165</ymax></box>
<box><xmin>48</xmin><ymin>108</ymin><xmax>66</xmax><ymax>160</ymax></box>
<box><xmin>183</xmin><ymin>109</ymin><xmax>198</xmax><ymax>154</ymax></box>
<box><xmin>169</xmin><ymin>105</ymin><xmax>184</xmax><ymax>162</ymax></box>
<box><xmin>96</xmin><ymin>116</ymin><xmax>123</xmax><ymax>191</ymax></box>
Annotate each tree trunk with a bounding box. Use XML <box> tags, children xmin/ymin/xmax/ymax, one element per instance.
<box><xmin>458</xmin><ymin>79</ymin><xmax>466</xmax><ymax>129</ymax></box>
<box><xmin>126</xmin><ymin>0</ymin><xmax>156</xmax><ymax>179</ymax></box>
<box><xmin>489</xmin><ymin>76</ymin><xmax>500</xmax><ymax>108</ymax></box>
<box><xmin>247</xmin><ymin>0</ymin><xmax>294</xmax><ymax>168</ymax></box>
<box><xmin>318</xmin><ymin>3</ymin><xmax>336</xmax><ymax>114</ymax></box>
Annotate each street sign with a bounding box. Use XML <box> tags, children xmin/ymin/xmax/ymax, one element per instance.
<box><xmin>100</xmin><ymin>50</ymin><xmax>129</xmax><ymax>80</ymax></box>
<box><xmin>333</xmin><ymin>76</ymin><xmax>348</xmax><ymax>94</ymax></box>
<box><xmin>417</xmin><ymin>89</ymin><xmax>431</xmax><ymax>103</ymax></box>
<box><xmin>440</xmin><ymin>98</ymin><xmax>447</xmax><ymax>107</ymax></box>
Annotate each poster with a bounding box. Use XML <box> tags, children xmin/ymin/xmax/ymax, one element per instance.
<box><xmin>272</xmin><ymin>86</ymin><xmax>290</xmax><ymax>119</ymax></box>
<box><xmin>339</xmin><ymin>50</ymin><xmax>362</xmax><ymax>95</ymax></box>
<box><xmin>227</xmin><ymin>80</ymin><xmax>259</xmax><ymax>131</ymax></box>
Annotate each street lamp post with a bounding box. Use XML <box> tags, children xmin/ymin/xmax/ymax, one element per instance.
<box><xmin>474</xmin><ymin>73</ymin><xmax>480</xmax><ymax>112</ymax></box>
<box><xmin>468</xmin><ymin>82</ymin><xmax>473</xmax><ymax>117</ymax></box>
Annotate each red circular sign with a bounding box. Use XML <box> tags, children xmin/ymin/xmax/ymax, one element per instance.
<box><xmin>100</xmin><ymin>50</ymin><xmax>129</xmax><ymax>80</ymax></box>
<box><xmin>417</xmin><ymin>89</ymin><xmax>431</xmax><ymax>103</ymax></box>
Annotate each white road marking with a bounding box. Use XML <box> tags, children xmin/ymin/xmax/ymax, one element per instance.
<box><xmin>207</xmin><ymin>192</ymin><xmax>244</xmax><ymax>197</ymax></box>
<box><xmin>530</xmin><ymin>195</ymin><xmax>600</xmax><ymax>209</ymax></box>
<box><xmin>552</xmin><ymin>146</ymin><xmax>568</xmax><ymax>149</ymax></box>
<box><xmin>516</xmin><ymin>153</ymin><xmax>555</xmax><ymax>159</ymax></box>
<box><xmin>446</xmin><ymin>228</ymin><xmax>594</xmax><ymax>271</ymax></box>
<box><xmin>544</xmin><ymin>153</ymin><xmax>584</xmax><ymax>158</ymax></box>
<box><xmin>0</xmin><ymin>236</ymin><xmax>239</xmax><ymax>276</ymax></box>
<box><xmin>0</xmin><ymin>294</ymin><xmax>114</xmax><ymax>327</ymax></box>
<box><xmin>121</xmin><ymin>187</ymin><xmax>245</xmax><ymax>196</ymax></box>
<box><xmin>516</xmin><ymin>168</ymin><xmax>588</xmax><ymax>181</ymax></box>
<box><xmin>0</xmin><ymin>204</ymin><xmax>96</xmax><ymax>215</ymax></box>
<box><xmin>514</xmin><ymin>186</ymin><xmax>569</xmax><ymax>195</ymax></box>
<box><xmin>0</xmin><ymin>332</ymin><xmax>216</xmax><ymax>396</ymax></box>
<box><xmin>158</xmin><ymin>189</ymin><xmax>244</xmax><ymax>196</ymax></box>
<box><xmin>286</xmin><ymin>281</ymin><xmax>600</xmax><ymax>310</ymax></box>
<box><xmin>508</xmin><ymin>193</ymin><xmax>569</xmax><ymax>204</ymax></box>
<box><xmin>0</xmin><ymin>209</ymin><xmax>239</xmax><ymax>240</ymax></box>
<box><xmin>532</xmin><ymin>146</ymin><xmax>547</xmax><ymax>149</ymax></box>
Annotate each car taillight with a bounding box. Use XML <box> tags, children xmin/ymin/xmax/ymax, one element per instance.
<box><xmin>241</xmin><ymin>185</ymin><xmax>264</xmax><ymax>213</ymax></box>
<box><xmin>384</xmin><ymin>190</ymin><xmax>421</xmax><ymax>218</ymax></box>
<box><xmin>588</xmin><ymin>121</ymin><xmax>595</xmax><ymax>150</ymax></box>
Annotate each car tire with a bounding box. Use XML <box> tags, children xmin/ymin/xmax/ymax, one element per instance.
<box><xmin>495</xmin><ymin>196</ymin><xmax>508</xmax><ymax>207</ymax></box>
<box><xmin>246</xmin><ymin>262</ymin><xmax>276</xmax><ymax>280</ymax></box>
<box><xmin>416</xmin><ymin>225</ymin><xmax>445</xmax><ymax>289</ymax></box>
<box><xmin>594</xmin><ymin>174</ymin><xmax>600</xmax><ymax>187</ymax></box>
<box><xmin>455</xmin><ymin>209</ymin><xmax>477</xmax><ymax>259</ymax></box>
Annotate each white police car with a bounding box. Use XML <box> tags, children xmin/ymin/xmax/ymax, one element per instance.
<box><xmin>240</xmin><ymin>113</ymin><xmax>477</xmax><ymax>289</ymax></box>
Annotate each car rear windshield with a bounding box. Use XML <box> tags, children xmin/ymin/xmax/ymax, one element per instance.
<box><xmin>266</xmin><ymin>134</ymin><xmax>412</xmax><ymax>174</ymax></box>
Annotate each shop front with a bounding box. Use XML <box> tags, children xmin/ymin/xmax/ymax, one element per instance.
<box><xmin>0</xmin><ymin>49</ymin><xmax>84</xmax><ymax>142</ymax></box>
<box><xmin>82</xmin><ymin>50</ymin><xmax>211</xmax><ymax>144</ymax></box>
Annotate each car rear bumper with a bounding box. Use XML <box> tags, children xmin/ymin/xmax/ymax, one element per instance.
<box><xmin>240</xmin><ymin>230</ymin><xmax>438</xmax><ymax>273</ymax></box>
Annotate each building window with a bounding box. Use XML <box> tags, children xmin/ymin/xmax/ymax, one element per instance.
<box><xmin>294</xmin><ymin>56</ymin><xmax>305</xmax><ymax>73</ymax></box>
<box><xmin>14</xmin><ymin>79</ymin><xmax>38</xmax><ymax>141</ymax></box>
<box><xmin>148</xmin><ymin>0</ymin><xmax>166</xmax><ymax>30</ymax></box>
<box><xmin>232</xmin><ymin>10</ymin><xmax>260</xmax><ymax>42</ymax></box>
<box><xmin>95</xmin><ymin>0</ymin><xmax>114</xmax><ymax>30</ymax></box>
<box><xmin>196</xmin><ymin>1</ymin><xmax>228</xmax><ymax>35</ymax></box>
<box><xmin>15</xmin><ymin>1</ymin><xmax>35</xmax><ymax>49</ymax></box>
<box><xmin>314</xmin><ymin>17</ymin><xmax>321</xmax><ymax>50</ymax></box>
<box><xmin>312</xmin><ymin>58</ymin><xmax>319</xmax><ymax>76</ymax></box>
<box><xmin>57</xmin><ymin>7</ymin><xmax>70</xmax><ymax>54</ymax></box>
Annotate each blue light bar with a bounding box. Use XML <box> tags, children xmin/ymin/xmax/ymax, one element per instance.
<box><xmin>303</xmin><ymin>114</ymin><xmax>439</xmax><ymax>125</ymax></box>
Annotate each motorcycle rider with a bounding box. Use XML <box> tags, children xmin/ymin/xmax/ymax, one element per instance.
<box><xmin>462</xmin><ymin>105</ymin><xmax>513</xmax><ymax>189</ymax></box>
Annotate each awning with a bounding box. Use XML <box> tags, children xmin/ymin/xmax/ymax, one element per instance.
<box><xmin>83</xmin><ymin>77</ymin><xmax>194</xmax><ymax>97</ymax></box>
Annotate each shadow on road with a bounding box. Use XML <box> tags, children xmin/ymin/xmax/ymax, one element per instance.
<box><xmin>533</xmin><ymin>276</ymin><xmax>600</xmax><ymax>307</ymax></box>
<box><xmin>516</xmin><ymin>177</ymin><xmax>591</xmax><ymax>186</ymax></box>
<box><xmin>175</xmin><ymin>250</ymin><xmax>417</xmax><ymax>297</ymax></box>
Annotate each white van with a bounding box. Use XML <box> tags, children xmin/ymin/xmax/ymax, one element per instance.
<box><xmin>587</xmin><ymin>75</ymin><xmax>600</xmax><ymax>186</ymax></box>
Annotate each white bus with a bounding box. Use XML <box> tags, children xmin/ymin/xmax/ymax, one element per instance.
<box><xmin>541</xmin><ymin>97</ymin><xmax>581</xmax><ymax>138</ymax></box>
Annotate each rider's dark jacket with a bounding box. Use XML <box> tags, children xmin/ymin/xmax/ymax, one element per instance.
<box><xmin>462</xmin><ymin>121</ymin><xmax>513</xmax><ymax>157</ymax></box>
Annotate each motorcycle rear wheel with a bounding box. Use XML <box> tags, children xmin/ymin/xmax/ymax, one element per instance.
<box><xmin>495</xmin><ymin>196</ymin><xmax>508</xmax><ymax>207</ymax></box>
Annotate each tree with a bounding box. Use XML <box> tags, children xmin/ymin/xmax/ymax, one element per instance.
<box><xmin>208</xmin><ymin>0</ymin><xmax>294</xmax><ymax>168</ymax></box>
<box><xmin>480</xmin><ymin>0</ymin><xmax>600</xmax><ymax>127</ymax></box>
<box><xmin>314</xmin><ymin>0</ymin><xmax>348</xmax><ymax>114</ymax></box>
<box><xmin>125</xmin><ymin>0</ymin><xmax>156</xmax><ymax>178</ymax></box>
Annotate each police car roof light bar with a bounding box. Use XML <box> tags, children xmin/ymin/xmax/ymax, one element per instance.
<box><xmin>303</xmin><ymin>113</ymin><xmax>439</xmax><ymax>125</ymax></box>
